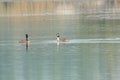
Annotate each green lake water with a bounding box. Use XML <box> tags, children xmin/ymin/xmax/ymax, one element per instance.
<box><xmin>0</xmin><ymin>15</ymin><xmax>120</xmax><ymax>80</ymax></box>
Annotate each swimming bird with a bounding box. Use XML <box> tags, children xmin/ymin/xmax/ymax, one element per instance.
<box><xmin>56</xmin><ymin>33</ymin><xmax>70</xmax><ymax>43</ymax></box>
<box><xmin>19</xmin><ymin>34</ymin><xmax>30</xmax><ymax>44</ymax></box>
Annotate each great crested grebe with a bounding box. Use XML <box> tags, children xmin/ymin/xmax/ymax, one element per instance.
<box><xmin>19</xmin><ymin>34</ymin><xmax>30</xmax><ymax>43</ymax></box>
<box><xmin>56</xmin><ymin>33</ymin><xmax>70</xmax><ymax>43</ymax></box>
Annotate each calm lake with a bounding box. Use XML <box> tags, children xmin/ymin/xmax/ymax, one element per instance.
<box><xmin>0</xmin><ymin>15</ymin><xmax>120</xmax><ymax>80</ymax></box>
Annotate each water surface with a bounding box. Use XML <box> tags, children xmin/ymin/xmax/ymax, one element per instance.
<box><xmin>0</xmin><ymin>15</ymin><xmax>120</xmax><ymax>80</ymax></box>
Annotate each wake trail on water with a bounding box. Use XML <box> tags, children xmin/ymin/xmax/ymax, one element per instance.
<box><xmin>1</xmin><ymin>38</ymin><xmax>120</xmax><ymax>46</ymax></box>
<box><xmin>42</xmin><ymin>38</ymin><xmax>120</xmax><ymax>44</ymax></box>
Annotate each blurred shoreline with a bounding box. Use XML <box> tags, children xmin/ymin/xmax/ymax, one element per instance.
<box><xmin>0</xmin><ymin>1</ymin><xmax>120</xmax><ymax>19</ymax></box>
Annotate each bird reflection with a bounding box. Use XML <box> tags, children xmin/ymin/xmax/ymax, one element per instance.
<box><xmin>26</xmin><ymin>42</ymin><xmax>29</xmax><ymax>51</ymax></box>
